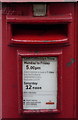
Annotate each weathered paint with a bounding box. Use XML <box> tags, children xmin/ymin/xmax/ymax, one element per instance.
<box><xmin>67</xmin><ymin>58</ymin><xmax>75</xmax><ymax>67</ymax></box>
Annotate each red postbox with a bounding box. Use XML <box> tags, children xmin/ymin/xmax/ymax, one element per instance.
<box><xmin>1</xmin><ymin>1</ymin><xmax>78</xmax><ymax>119</ymax></box>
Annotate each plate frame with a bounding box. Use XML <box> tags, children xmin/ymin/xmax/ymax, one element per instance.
<box><xmin>17</xmin><ymin>50</ymin><xmax>62</xmax><ymax>114</ymax></box>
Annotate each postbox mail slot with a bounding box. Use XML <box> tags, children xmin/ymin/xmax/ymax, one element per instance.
<box><xmin>7</xmin><ymin>14</ymin><xmax>72</xmax><ymax>45</ymax></box>
<box><xmin>10</xmin><ymin>23</ymin><xmax>68</xmax><ymax>44</ymax></box>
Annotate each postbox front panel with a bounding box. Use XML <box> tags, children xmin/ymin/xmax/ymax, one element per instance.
<box><xmin>2</xmin><ymin>3</ymin><xmax>76</xmax><ymax>118</ymax></box>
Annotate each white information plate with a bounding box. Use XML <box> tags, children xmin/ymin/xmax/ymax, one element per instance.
<box><xmin>22</xmin><ymin>57</ymin><xmax>58</xmax><ymax>110</ymax></box>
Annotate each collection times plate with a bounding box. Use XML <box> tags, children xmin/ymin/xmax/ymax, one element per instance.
<box><xmin>22</xmin><ymin>57</ymin><xmax>58</xmax><ymax>110</ymax></box>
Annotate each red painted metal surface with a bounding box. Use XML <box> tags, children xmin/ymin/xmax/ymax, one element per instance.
<box><xmin>6</xmin><ymin>14</ymin><xmax>72</xmax><ymax>23</ymax></box>
<box><xmin>0</xmin><ymin>5</ymin><xmax>2</xmax><ymax>120</ymax></box>
<box><xmin>76</xmin><ymin>2</ymin><xmax>78</xmax><ymax>118</ymax></box>
<box><xmin>2</xmin><ymin>2</ymin><xmax>77</xmax><ymax>119</ymax></box>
